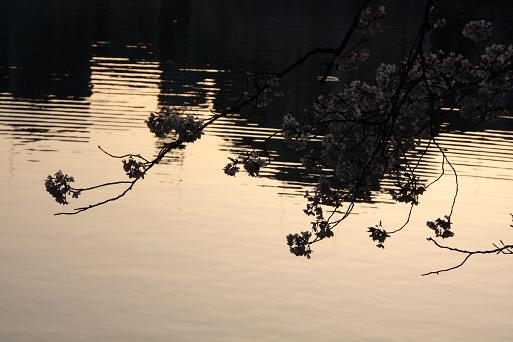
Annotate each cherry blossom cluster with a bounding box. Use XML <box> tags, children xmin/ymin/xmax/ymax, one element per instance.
<box><xmin>146</xmin><ymin>108</ymin><xmax>204</xmax><ymax>142</ymax></box>
<box><xmin>45</xmin><ymin>170</ymin><xmax>80</xmax><ymax>205</ymax></box>
<box><xmin>223</xmin><ymin>153</ymin><xmax>267</xmax><ymax>177</ymax></box>
<box><xmin>273</xmin><ymin>19</ymin><xmax>512</xmax><ymax>255</ymax></box>
<box><xmin>426</xmin><ymin>216</ymin><xmax>454</xmax><ymax>239</ymax></box>
<box><xmin>432</xmin><ymin>18</ymin><xmax>446</xmax><ymax>29</ymax></box>
<box><xmin>245</xmin><ymin>74</ymin><xmax>282</xmax><ymax>108</ymax></box>
<box><xmin>462</xmin><ymin>20</ymin><xmax>492</xmax><ymax>42</ymax></box>
<box><xmin>223</xmin><ymin>160</ymin><xmax>240</xmax><ymax>177</ymax></box>
<box><xmin>428</xmin><ymin>5</ymin><xmax>446</xmax><ymax>29</ymax></box>
<box><xmin>367</xmin><ymin>222</ymin><xmax>390</xmax><ymax>248</ymax></box>
<box><xmin>389</xmin><ymin>174</ymin><xmax>425</xmax><ymax>206</ymax></box>
<box><xmin>358</xmin><ymin>5</ymin><xmax>386</xmax><ymax>35</ymax></box>
<box><xmin>122</xmin><ymin>158</ymin><xmax>146</xmax><ymax>179</ymax></box>
<box><xmin>282</xmin><ymin>113</ymin><xmax>310</xmax><ymax>151</ymax></box>
<box><xmin>286</xmin><ymin>231</ymin><xmax>313</xmax><ymax>258</ymax></box>
<box><xmin>335</xmin><ymin>49</ymin><xmax>370</xmax><ymax>71</ymax></box>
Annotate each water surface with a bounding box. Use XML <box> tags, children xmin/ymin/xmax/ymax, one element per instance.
<box><xmin>1</xmin><ymin>1</ymin><xmax>513</xmax><ymax>341</ymax></box>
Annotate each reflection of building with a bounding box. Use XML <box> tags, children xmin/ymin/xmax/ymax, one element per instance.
<box><xmin>0</xmin><ymin>0</ymin><xmax>94</xmax><ymax>99</ymax></box>
<box><xmin>1</xmin><ymin>0</ymin><xmax>512</xmax><ymax>183</ymax></box>
<box><xmin>2</xmin><ymin>0</ymin><xmax>513</xmax><ymax>100</ymax></box>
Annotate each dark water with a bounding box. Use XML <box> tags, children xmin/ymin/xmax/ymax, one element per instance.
<box><xmin>1</xmin><ymin>1</ymin><xmax>513</xmax><ymax>341</ymax></box>
<box><xmin>2</xmin><ymin>0</ymin><xmax>513</xmax><ymax>191</ymax></box>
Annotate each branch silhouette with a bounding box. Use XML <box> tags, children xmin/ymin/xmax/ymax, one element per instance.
<box><xmin>422</xmin><ymin>235</ymin><xmax>513</xmax><ymax>276</ymax></box>
<box><xmin>45</xmin><ymin>0</ymin><xmax>513</xmax><ymax>274</ymax></box>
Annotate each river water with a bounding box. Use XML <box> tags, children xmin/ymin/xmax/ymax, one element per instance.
<box><xmin>1</xmin><ymin>1</ymin><xmax>513</xmax><ymax>341</ymax></box>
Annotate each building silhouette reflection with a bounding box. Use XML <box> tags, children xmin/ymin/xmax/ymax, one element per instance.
<box><xmin>1</xmin><ymin>0</ymin><xmax>512</xmax><ymax>183</ymax></box>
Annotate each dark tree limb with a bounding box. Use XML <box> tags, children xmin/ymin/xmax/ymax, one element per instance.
<box><xmin>422</xmin><ymin>237</ymin><xmax>513</xmax><ymax>276</ymax></box>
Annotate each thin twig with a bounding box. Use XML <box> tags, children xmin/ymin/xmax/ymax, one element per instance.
<box><xmin>98</xmin><ymin>145</ymin><xmax>150</xmax><ymax>163</ymax></box>
<box><xmin>422</xmin><ymin>237</ymin><xmax>513</xmax><ymax>276</ymax></box>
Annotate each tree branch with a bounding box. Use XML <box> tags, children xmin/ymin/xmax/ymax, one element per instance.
<box><xmin>422</xmin><ymin>237</ymin><xmax>513</xmax><ymax>276</ymax></box>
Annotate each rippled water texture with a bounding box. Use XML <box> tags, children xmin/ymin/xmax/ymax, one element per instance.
<box><xmin>1</xmin><ymin>1</ymin><xmax>513</xmax><ymax>341</ymax></box>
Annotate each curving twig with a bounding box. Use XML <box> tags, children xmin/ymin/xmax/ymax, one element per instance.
<box><xmin>422</xmin><ymin>237</ymin><xmax>513</xmax><ymax>276</ymax></box>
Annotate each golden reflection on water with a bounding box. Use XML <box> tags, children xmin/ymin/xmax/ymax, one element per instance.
<box><xmin>1</xmin><ymin>56</ymin><xmax>513</xmax><ymax>342</ymax></box>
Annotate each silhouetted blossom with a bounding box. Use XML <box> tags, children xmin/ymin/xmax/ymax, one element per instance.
<box><xmin>122</xmin><ymin>158</ymin><xmax>145</xmax><ymax>179</ymax></box>
<box><xmin>286</xmin><ymin>231</ymin><xmax>313</xmax><ymax>258</ymax></box>
<box><xmin>432</xmin><ymin>18</ymin><xmax>446</xmax><ymax>29</ymax></box>
<box><xmin>336</xmin><ymin>49</ymin><xmax>370</xmax><ymax>71</ymax></box>
<box><xmin>223</xmin><ymin>162</ymin><xmax>240</xmax><ymax>176</ymax></box>
<box><xmin>44</xmin><ymin>170</ymin><xmax>79</xmax><ymax>205</ymax></box>
<box><xmin>146</xmin><ymin>108</ymin><xmax>204</xmax><ymax>142</ymax></box>
<box><xmin>245</xmin><ymin>74</ymin><xmax>282</xmax><ymax>108</ymax></box>
<box><xmin>282</xmin><ymin>114</ymin><xmax>309</xmax><ymax>150</ymax></box>
<box><xmin>427</xmin><ymin>216</ymin><xmax>454</xmax><ymax>238</ymax></box>
<box><xmin>243</xmin><ymin>154</ymin><xmax>267</xmax><ymax>177</ymax></box>
<box><xmin>428</xmin><ymin>4</ymin><xmax>446</xmax><ymax>29</ymax></box>
<box><xmin>358</xmin><ymin>5</ymin><xmax>386</xmax><ymax>34</ymax></box>
<box><xmin>368</xmin><ymin>222</ymin><xmax>390</xmax><ymax>248</ymax></box>
<box><xmin>462</xmin><ymin>20</ymin><xmax>492</xmax><ymax>42</ymax></box>
<box><xmin>390</xmin><ymin>175</ymin><xmax>425</xmax><ymax>205</ymax></box>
